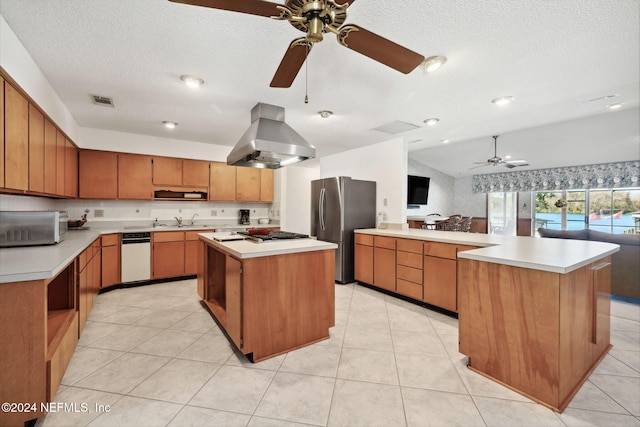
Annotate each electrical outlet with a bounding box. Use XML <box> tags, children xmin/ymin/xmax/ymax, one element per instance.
<box><xmin>384</xmin><ymin>198</ymin><xmax>388</xmax><ymax>206</ymax></box>
<box><xmin>94</xmin><ymin>209</ymin><xmax>104</xmax><ymax>218</ymax></box>
<box><xmin>211</xmin><ymin>210</ymin><xmax>218</xmax><ymax>216</ymax></box>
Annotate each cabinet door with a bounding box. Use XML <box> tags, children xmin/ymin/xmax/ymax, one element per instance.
<box><xmin>4</xmin><ymin>82</ymin><xmax>29</xmax><ymax>191</ymax></box>
<box><xmin>79</xmin><ymin>150</ymin><xmax>118</xmax><ymax>199</ymax></box>
<box><xmin>423</xmin><ymin>256</ymin><xmax>457</xmax><ymax>312</ymax></box>
<box><xmin>260</xmin><ymin>168</ymin><xmax>274</xmax><ymax>202</ymax></box>
<box><xmin>185</xmin><ymin>240</ymin><xmax>200</xmax><ymax>276</ymax></box>
<box><xmin>153</xmin><ymin>157</ymin><xmax>182</xmax><ymax>186</ymax></box>
<box><xmin>355</xmin><ymin>243</ymin><xmax>374</xmax><ymax>284</ymax></box>
<box><xmin>28</xmin><ymin>104</ymin><xmax>45</xmax><ymax>193</ymax></box>
<box><xmin>56</xmin><ymin>130</ymin><xmax>65</xmax><ymax>196</ymax></box>
<box><xmin>118</xmin><ymin>153</ymin><xmax>152</xmax><ymax>199</ymax></box>
<box><xmin>226</xmin><ymin>255</ymin><xmax>242</xmax><ymax>349</ymax></box>
<box><xmin>44</xmin><ymin>118</ymin><xmax>57</xmax><ymax>194</ymax></box>
<box><xmin>183</xmin><ymin>159</ymin><xmax>209</xmax><ymax>187</ymax></box>
<box><xmin>101</xmin><ymin>237</ymin><xmax>121</xmax><ymax>288</ymax></box>
<box><xmin>153</xmin><ymin>241</ymin><xmax>185</xmax><ymax>279</ymax></box>
<box><xmin>373</xmin><ymin>247</ymin><xmax>396</xmax><ymax>291</ymax></box>
<box><xmin>236</xmin><ymin>167</ymin><xmax>260</xmax><ymax>201</ymax></box>
<box><xmin>78</xmin><ymin>261</ymin><xmax>89</xmax><ymax>335</ymax></box>
<box><xmin>209</xmin><ymin>162</ymin><xmax>236</xmax><ymax>201</ymax></box>
<box><xmin>65</xmin><ymin>139</ymin><xmax>78</xmax><ymax>198</ymax></box>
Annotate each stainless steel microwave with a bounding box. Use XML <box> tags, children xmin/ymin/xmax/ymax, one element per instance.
<box><xmin>0</xmin><ymin>211</ymin><xmax>68</xmax><ymax>247</ymax></box>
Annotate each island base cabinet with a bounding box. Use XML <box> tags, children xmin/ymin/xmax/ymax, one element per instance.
<box><xmin>423</xmin><ymin>256</ymin><xmax>457</xmax><ymax>312</ymax></box>
<box><xmin>200</xmin><ymin>241</ymin><xmax>335</xmax><ymax>362</ymax></box>
<box><xmin>458</xmin><ymin>257</ymin><xmax>612</xmax><ymax>413</ymax></box>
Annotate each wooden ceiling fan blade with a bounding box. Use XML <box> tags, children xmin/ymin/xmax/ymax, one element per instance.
<box><xmin>336</xmin><ymin>25</ymin><xmax>424</xmax><ymax>74</ymax></box>
<box><xmin>270</xmin><ymin>38</ymin><xmax>312</xmax><ymax>88</ymax></box>
<box><xmin>168</xmin><ymin>0</ymin><xmax>282</xmax><ymax>18</ymax></box>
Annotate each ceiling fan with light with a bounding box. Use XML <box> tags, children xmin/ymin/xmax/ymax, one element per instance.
<box><xmin>471</xmin><ymin>135</ymin><xmax>530</xmax><ymax>169</ymax></box>
<box><xmin>169</xmin><ymin>0</ymin><xmax>425</xmax><ymax>88</ymax></box>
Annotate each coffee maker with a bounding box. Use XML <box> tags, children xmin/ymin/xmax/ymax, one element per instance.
<box><xmin>239</xmin><ymin>209</ymin><xmax>250</xmax><ymax>225</ymax></box>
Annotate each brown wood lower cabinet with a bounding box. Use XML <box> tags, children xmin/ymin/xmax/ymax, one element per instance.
<box><xmin>101</xmin><ymin>233</ymin><xmax>120</xmax><ymax>288</ymax></box>
<box><xmin>354</xmin><ymin>233</ymin><xmax>478</xmax><ymax>313</ymax></box>
<box><xmin>78</xmin><ymin>237</ymin><xmax>101</xmax><ymax>335</ymax></box>
<box><xmin>153</xmin><ymin>230</ymin><xmax>213</xmax><ymax>279</ymax></box>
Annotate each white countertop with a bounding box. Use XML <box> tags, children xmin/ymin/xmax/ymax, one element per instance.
<box><xmin>356</xmin><ymin>228</ymin><xmax>619</xmax><ymax>274</ymax></box>
<box><xmin>199</xmin><ymin>233</ymin><xmax>338</xmax><ymax>259</ymax></box>
<box><xmin>0</xmin><ymin>222</ymin><xmax>278</xmax><ymax>284</ymax></box>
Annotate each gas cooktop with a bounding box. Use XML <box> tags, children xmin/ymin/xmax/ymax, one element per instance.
<box><xmin>237</xmin><ymin>230</ymin><xmax>309</xmax><ymax>243</ymax></box>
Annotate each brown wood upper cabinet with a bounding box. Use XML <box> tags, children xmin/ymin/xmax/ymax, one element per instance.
<box><xmin>209</xmin><ymin>161</ymin><xmax>236</xmax><ymax>201</ymax></box>
<box><xmin>152</xmin><ymin>157</ymin><xmax>209</xmax><ymax>188</ymax></box>
<box><xmin>118</xmin><ymin>153</ymin><xmax>152</xmax><ymax>199</ymax></box>
<box><xmin>79</xmin><ymin>150</ymin><xmax>118</xmax><ymax>199</ymax></box>
<box><xmin>65</xmin><ymin>138</ymin><xmax>78</xmax><ymax>198</ymax></box>
<box><xmin>4</xmin><ymin>81</ymin><xmax>29</xmax><ymax>191</ymax></box>
<box><xmin>236</xmin><ymin>167</ymin><xmax>274</xmax><ymax>202</ymax></box>
<box><xmin>29</xmin><ymin>104</ymin><xmax>45</xmax><ymax>193</ymax></box>
<box><xmin>0</xmin><ymin>76</ymin><xmax>4</xmax><ymax>188</ymax></box>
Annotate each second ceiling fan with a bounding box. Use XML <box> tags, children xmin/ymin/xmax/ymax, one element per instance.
<box><xmin>169</xmin><ymin>0</ymin><xmax>425</xmax><ymax>88</ymax></box>
<box><xmin>472</xmin><ymin>135</ymin><xmax>530</xmax><ymax>169</ymax></box>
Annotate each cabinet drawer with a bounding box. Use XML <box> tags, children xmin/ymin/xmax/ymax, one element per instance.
<box><xmin>397</xmin><ymin>279</ymin><xmax>423</xmax><ymax>300</ymax></box>
<box><xmin>153</xmin><ymin>231</ymin><xmax>184</xmax><ymax>242</ymax></box>
<box><xmin>424</xmin><ymin>242</ymin><xmax>457</xmax><ymax>259</ymax></box>
<box><xmin>102</xmin><ymin>233</ymin><xmax>120</xmax><ymax>246</ymax></box>
<box><xmin>397</xmin><ymin>265</ymin><xmax>422</xmax><ymax>284</ymax></box>
<box><xmin>374</xmin><ymin>236</ymin><xmax>396</xmax><ymax>250</ymax></box>
<box><xmin>47</xmin><ymin>313</ymin><xmax>78</xmax><ymax>401</ymax></box>
<box><xmin>397</xmin><ymin>238</ymin><xmax>423</xmax><ymax>254</ymax></box>
<box><xmin>355</xmin><ymin>233</ymin><xmax>374</xmax><ymax>246</ymax></box>
<box><xmin>397</xmin><ymin>251</ymin><xmax>422</xmax><ymax>269</ymax></box>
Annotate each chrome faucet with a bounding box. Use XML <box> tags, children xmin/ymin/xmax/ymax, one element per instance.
<box><xmin>174</xmin><ymin>216</ymin><xmax>182</xmax><ymax>226</ymax></box>
<box><xmin>190</xmin><ymin>213</ymin><xmax>199</xmax><ymax>225</ymax></box>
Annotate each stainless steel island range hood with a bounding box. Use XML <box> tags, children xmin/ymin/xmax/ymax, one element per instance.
<box><xmin>227</xmin><ymin>103</ymin><xmax>316</xmax><ymax>169</ymax></box>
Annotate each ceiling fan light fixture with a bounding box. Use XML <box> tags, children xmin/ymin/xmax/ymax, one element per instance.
<box><xmin>318</xmin><ymin>110</ymin><xmax>333</xmax><ymax>118</ymax></box>
<box><xmin>424</xmin><ymin>118</ymin><xmax>439</xmax><ymax>126</ymax></box>
<box><xmin>162</xmin><ymin>121</ymin><xmax>178</xmax><ymax>129</ymax></box>
<box><xmin>180</xmin><ymin>74</ymin><xmax>204</xmax><ymax>88</ymax></box>
<box><xmin>307</xmin><ymin>17</ymin><xmax>324</xmax><ymax>43</ymax></box>
<box><xmin>422</xmin><ymin>55</ymin><xmax>447</xmax><ymax>73</ymax></box>
<box><xmin>491</xmin><ymin>96</ymin><xmax>514</xmax><ymax>106</ymax></box>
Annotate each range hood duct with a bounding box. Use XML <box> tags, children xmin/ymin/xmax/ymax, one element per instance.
<box><xmin>227</xmin><ymin>103</ymin><xmax>316</xmax><ymax>169</ymax></box>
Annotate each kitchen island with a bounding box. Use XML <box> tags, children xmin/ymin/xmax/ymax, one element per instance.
<box><xmin>354</xmin><ymin>228</ymin><xmax>619</xmax><ymax>412</ymax></box>
<box><xmin>197</xmin><ymin>233</ymin><xmax>337</xmax><ymax>362</ymax></box>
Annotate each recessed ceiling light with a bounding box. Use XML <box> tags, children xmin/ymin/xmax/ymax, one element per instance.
<box><xmin>180</xmin><ymin>75</ymin><xmax>204</xmax><ymax>88</ymax></box>
<box><xmin>424</xmin><ymin>118</ymin><xmax>439</xmax><ymax>126</ymax></box>
<box><xmin>491</xmin><ymin>96</ymin><xmax>514</xmax><ymax>106</ymax></box>
<box><xmin>162</xmin><ymin>121</ymin><xmax>178</xmax><ymax>129</ymax></box>
<box><xmin>421</xmin><ymin>56</ymin><xmax>447</xmax><ymax>73</ymax></box>
<box><xmin>606</xmin><ymin>103</ymin><xmax>623</xmax><ymax>110</ymax></box>
<box><xmin>318</xmin><ymin>110</ymin><xmax>333</xmax><ymax>118</ymax></box>
<box><xmin>441</xmin><ymin>139</ymin><xmax>450</xmax><ymax>144</ymax></box>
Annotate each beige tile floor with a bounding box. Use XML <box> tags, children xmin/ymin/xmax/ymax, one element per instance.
<box><xmin>36</xmin><ymin>279</ymin><xmax>640</xmax><ymax>427</ymax></box>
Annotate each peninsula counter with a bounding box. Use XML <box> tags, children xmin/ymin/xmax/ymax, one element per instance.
<box><xmin>197</xmin><ymin>233</ymin><xmax>337</xmax><ymax>362</ymax></box>
<box><xmin>354</xmin><ymin>228</ymin><xmax>619</xmax><ymax>412</ymax></box>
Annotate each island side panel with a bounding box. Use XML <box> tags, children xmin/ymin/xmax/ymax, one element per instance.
<box><xmin>458</xmin><ymin>258</ymin><xmax>562</xmax><ymax>408</ymax></box>
<box><xmin>242</xmin><ymin>250</ymin><xmax>335</xmax><ymax>362</ymax></box>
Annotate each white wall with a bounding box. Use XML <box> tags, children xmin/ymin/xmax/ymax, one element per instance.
<box><xmin>279</xmin><ymin>165</ymin><xmax>321</xmax><ymax>234</ymax></box>
<box><xmin>319</xmin><ymin>138</ymin><xmax>408</xmax><ymax>228</ymax></box>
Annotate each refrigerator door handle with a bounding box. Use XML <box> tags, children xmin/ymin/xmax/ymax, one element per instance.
<box><xmin>319</xmin><ymin>187</ymin><xmax>326</xmax><ymax>230</ymax></box>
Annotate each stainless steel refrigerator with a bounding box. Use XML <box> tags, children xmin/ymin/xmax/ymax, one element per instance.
<box><xmin>311</xmin><ymin>177</ymin><xmax>377</xmax><ymax>283</ymax></box>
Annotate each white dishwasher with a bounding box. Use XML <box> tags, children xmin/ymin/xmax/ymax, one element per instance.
<box><xmin>121</xmin><ymin>232</ymin><xmax>151</xmax><ymax>282</ymax></box>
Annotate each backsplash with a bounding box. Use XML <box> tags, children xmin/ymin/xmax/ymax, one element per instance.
<box><xmin>0</xmin><ymin>195</ymin><xmax>275</xmax><ymax>226</ymax></box>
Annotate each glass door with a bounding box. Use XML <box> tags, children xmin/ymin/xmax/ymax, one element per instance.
<box><xmin>488</xmin><ymin>192</ymin><xmax>517</xmax><ymax>235</ymax></box>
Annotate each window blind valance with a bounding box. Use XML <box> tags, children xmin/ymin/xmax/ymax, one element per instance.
<box><xmin>472</xmin><ymin>161</ymin><xmax>639</xmax><ymax>193</ymax></box>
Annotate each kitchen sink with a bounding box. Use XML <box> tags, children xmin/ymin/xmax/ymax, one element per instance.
<box><xmin>177</xmin><ymin>224</ymin><xmax>210</xmax><ymax>228</ymax></box>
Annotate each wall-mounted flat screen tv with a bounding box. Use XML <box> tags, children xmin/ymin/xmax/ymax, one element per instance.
<box><xmin>407</xmin><ymin>175</ymin><xmax>430</xmax><ymax>205</ymax></box>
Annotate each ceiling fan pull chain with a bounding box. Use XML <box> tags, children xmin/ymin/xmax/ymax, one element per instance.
<box><xmin>304</xmin><ymin>41</ymin><xmax>309</xmax><ymax>104</ymax></box>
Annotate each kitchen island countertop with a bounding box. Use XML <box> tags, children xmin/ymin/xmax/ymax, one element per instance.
<box><xmin>198</xmin><ymin>233</ymin><xmax>337</xmax><ymax>259</ymax></box>
<box><xmin>355</xmin><ymin>228</ymin><xmax>619</xmax><ymax>274</ymax></box>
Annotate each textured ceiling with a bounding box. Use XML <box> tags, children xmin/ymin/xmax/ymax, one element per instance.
<box><xmin>0</xmin><ymin>0</ymin><xmax>638</xmax><ymax>176</ymax></box>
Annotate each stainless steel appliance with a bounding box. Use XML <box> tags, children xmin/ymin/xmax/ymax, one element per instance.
<box><xmin>311</xmin><ymin>177</ymin><xmax>376</xmax><ymax>283</ymax></box>
<box><xmin>0</xmin><ymin>211</ymin><xmax>68</xmax><ymax>247</ymax></box>
<box><xmin>121</xmin><ymin>232</ymin><xmax>151</xmax><ymax>283</ymax></box>
<box><xmin>237</xmin><ymin>230</ymin><xmax>309</xmax><ymax>243</ymax></box>
<box><xmin>239</xmin><ymin>209</ymin><xmax>250</xmax><ymax>225</ymax></box>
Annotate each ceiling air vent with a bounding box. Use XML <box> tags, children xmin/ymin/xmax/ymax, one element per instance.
<box><xmin>90</xmin><ymin>94</ymin><xmax>115</xmax><ymax>107</ymax></box>
<box><xmin>371</xmin><ymin>121</ymin><xmax>420</xmax><ymax>135</ymax></box>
